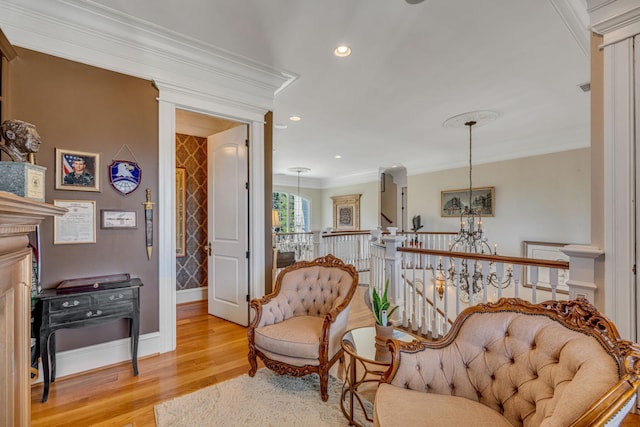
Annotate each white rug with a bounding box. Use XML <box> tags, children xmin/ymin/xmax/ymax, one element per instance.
<box><xmin>154</xmin><ymin>368</ymin><xmax>373</xmax><ymax>426</ymax></box>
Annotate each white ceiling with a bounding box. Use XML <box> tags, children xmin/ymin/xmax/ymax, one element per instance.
<box><xmin>91</xmin><ymin>0</ymin><xmax>591</xmax><ymax>188</ymax></box>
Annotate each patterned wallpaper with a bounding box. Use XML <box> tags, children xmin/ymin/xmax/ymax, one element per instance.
<box><xmin>176</xmin><ymin>133</ymin><xmax>208</xmax><ymax>290</ymax></box>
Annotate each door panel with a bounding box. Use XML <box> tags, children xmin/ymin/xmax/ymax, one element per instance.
<box><xmin>207</xmin><ymin>125</ymin><xmax>248</xmax><ymax>326</ymax></box>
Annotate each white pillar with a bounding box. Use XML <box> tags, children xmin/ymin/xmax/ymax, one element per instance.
<box><xmin>382</xmin><ymin>235</ymin><xmax>406</xmax><ymax>325</ymax></box>
<box><xmin>312</xmin><ymin>230</ymin><xmax>322</xmax><ymax>258</ymax></box>
<box><xmin>560</xmin><ymin>245</ymin><xmax>604</xmax><ymax>303</ymax></box>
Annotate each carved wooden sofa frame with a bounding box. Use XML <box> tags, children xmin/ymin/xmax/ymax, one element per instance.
<box><xmin>376</xmin><ymin>298</ymin><xmax>640</xmax><ymax>426</ymax></box>
<box><xmin>248</xmin><ymin>254</ymin><xmax>358</xmax><ymax>401</ymax></box>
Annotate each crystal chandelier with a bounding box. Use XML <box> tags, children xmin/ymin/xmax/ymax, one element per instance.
<box><xmin>435</xmin><ymin>112</ymin><xmax>512</xmax><ymax>303</ymax></box>
<box><xmin>288</xmin><ymin>167</ymin><xmax>310</xmax><ymax>232</ymax></box>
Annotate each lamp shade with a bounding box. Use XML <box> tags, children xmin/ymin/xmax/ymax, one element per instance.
<box><xmin>272</xmin><ymin>210</ymin><xmax>281</xmax><ymax>227</ymax></box>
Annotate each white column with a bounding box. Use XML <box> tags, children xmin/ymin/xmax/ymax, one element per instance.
<box><xmin>312</xmin><ymin>230</ymin><xmax>322</xmax><ymax>258</ymax></box>
<box><xmin>561</xmin><ymin>245</ymin><xmax>604</xmax><ymax>303</ymax></box>
<box><xmin>382</xmin><ymin>235</ymin><xmax>406</xmax><ymax>325</ymax></box>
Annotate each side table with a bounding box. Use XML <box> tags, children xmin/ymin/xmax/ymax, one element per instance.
<box><xmin>340</xmin><ymin>326</ymin><xmax>416</xmax><ymax>426</ymax></box>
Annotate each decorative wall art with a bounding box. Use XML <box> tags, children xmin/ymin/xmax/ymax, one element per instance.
<box><xmin>331</xmin><ymin>194</ymin><xmax>361</xmax><ymax>231</ymax></box>
<box><xmin>522</xmin><ymin>241</ymin><xmax>570</xmax><ymax>294</ymax></box>
<box><xmin>100</xmin><ymin>210</ymin><xmax>137</xmax><ymax>229</ymax></box>
<box><xmin>53</xmin><ymin>200</ymin><xmax>96</xmax><ymax>244</ymax></box>
<box><xmin>441</xmin><ymin>186</ymin><xmax>494</xmax><ymax>217</ymax></box>
<box><xmin>55</xmin><ymin>149</ymin><xmax>100</xmax><ymax>192</ymax></box>
<box><xmin>176</xmin><ymin>167</ymin><xmax>186</xmax><ymax>257</ymax></box>
<box><xmin>108</xmin><ymin>144</ymin><xmax>142</xmax><ymax>196</ymax></box>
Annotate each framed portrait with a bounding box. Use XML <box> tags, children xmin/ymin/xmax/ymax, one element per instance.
<box><xmin>522</xmin><ymin>241</ymin><xmax>570</xmax><ymax>294</ymax></box>
<box><xmin>55</xmin><ymin>148</ymin><xmax>100</xmax><ymax>192</ymax></box>
<box><xmin>53</xmin><ymin>200</ymin><xmax>96</xmax><ymax>244</ymax></box>
<box><xmin>441</xmin><ymin>186</ymin><xmax>494</xmax><ymax>217</ymax></box>
<box><xmin>100</xmin><ymin>209</ymin><xmax>137</xmax><ymax>229</ymax></box>
<box><xmin>176</xmin><ymin>167</ymin><xmax>186</xmax><ymax>257</ymax></box>
<box><xmin>331</xmin><ymin>194</ymin><xmax>361</xmax><ymax>231</ymax></box>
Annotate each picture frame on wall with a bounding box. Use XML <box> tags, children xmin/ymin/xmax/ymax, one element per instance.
<box><xmin>55</xmin><ymin>148</ymin><xmax>100</xmax><ymax>192</ymax></box>
<box><xmin>522</xmin><ymin>241</ymin><xmax>570</xmax><ymax>294</ymax></box>
<box><xmin>331</xmin><ymin>194</ymin><xmax>361</xmax><ymax>231</ymax></box>
<box><xmin>176</xmin><ymin>167</ymin><xmax>186</xmax><ymax>257</ymax></box>
<box><xmin>100</xmin><ymin>209</ymin><xmax>137</xmax><ymax>229</ymax></box>
<box><xmin>441</xmin><ymin>186</ymin><xmax>494</xmax><ymax>217</ymax></box>
<box><xmin>53</xmin><ymin>200</ymin><xmax>96</xmax><ymax>244</ymax></box>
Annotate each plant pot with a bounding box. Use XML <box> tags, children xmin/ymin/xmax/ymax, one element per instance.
<box><xmin>374</xmin><ymin>323</ymin><xmax>394</xmax><ymax>350</ymax></box>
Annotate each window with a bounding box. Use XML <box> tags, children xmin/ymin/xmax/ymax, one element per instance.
<box><xmin>273</xmin><ymin>192</ymin><xmax>310</xmax><ymax>232</ymax></box>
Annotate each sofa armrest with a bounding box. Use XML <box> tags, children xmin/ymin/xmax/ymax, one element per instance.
<box><xmin>569</xmin><ymin>375</ymin><xmax>640</xmax><ymax>427</ymax></box>
<box><xmin>249</xmin><ymin>293</ymin><xmax>290</xmax><ymax>329</ymax></box>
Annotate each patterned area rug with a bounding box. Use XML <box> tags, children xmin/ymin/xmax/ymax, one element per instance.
<box><xmin>154</xmin><ymin>368</ymin><xmax>373</xmax><ymax>426</ymax></box>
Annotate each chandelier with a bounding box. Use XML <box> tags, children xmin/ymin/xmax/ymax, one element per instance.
<box><xmin>288</xmin><ymin>167</ymin><xmax>310</xmax><ymax>232</ymax></box>
<box><xmin>434</xmin><ymin>112</ymin><xmax>512</xmax><ymax>303</ymax></box>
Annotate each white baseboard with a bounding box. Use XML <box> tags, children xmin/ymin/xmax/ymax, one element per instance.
<box><xmin>176</xmin><ymin>286</ymin><xmax>207</xmax><ymax>304</ymax></box>
<box><xmin>32</xmin><ymin>331</ymin><xmax>161</xmax><ymax>384</ymax></box>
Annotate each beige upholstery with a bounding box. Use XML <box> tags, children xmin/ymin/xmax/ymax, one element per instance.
<box><xmin>375</xmin><ymin>298</ymin><xmax>640</xmax><ymax>427</ymax></box>
<box><xmin>248</xmin><ymin>254</ymin><xmax>358</xmax><ymax>401</ymax></box>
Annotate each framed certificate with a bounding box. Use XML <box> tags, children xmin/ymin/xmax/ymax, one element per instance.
<box><xmin>53</xmin><ymin>200</ymin><xmax>96</xmax><ymax>244</ymax></box>
<box><xmin>101</xmin><ymin>209</ymin><xmax>137</xmax><ymax>229</ymax></box>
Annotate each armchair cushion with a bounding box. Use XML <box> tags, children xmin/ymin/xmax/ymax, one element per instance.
<box><xmin>254</xmin><ymin>315</ymin><xmax>324</xmax><ymax>361</ymax></box>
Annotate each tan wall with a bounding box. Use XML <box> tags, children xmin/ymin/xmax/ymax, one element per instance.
<box><xmin>7</xmin><ymin>47</ymin><xmax>159</xmax><ymax>351</ymax></box>
<box><xmin>323</xmin><ymin>182</ymin><xmax>379</xmax><ymax>230</ymax></box>
<box><xmin>408</xmin><ymin>148</ymin><xmax>591</xmax><ymax>257</ymax></box>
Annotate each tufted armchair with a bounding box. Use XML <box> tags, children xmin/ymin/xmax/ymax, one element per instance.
<box><xmin>248</xmin><ymin>254</ymin><xmax>358</xmax><ymax>401</ymax></box>
<box><xmin>375</xmin><ymin>298</ymin><xmax>640</xmax><ymax>427</ymax></box>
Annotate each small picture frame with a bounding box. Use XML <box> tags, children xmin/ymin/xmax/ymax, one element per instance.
<box><xmin>441</xmin><ymin>186</ymin><xmax>494</xmax><ymax>217</ymax></box>
<box><xmin>101</xmin><ymin>209</ymin><xmax>137</xmax><ymax>229</ymax></box>
<box><xmin>55</xmin><ymin>148</ymin><xmax>100</xmax><ymax>192</ymax></box>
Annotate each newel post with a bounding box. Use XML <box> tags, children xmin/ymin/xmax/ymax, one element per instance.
<box><xmin>560</xmin><ymin>245</ymin><xmax>604</xmax><ymax>302</ymax></box>
<box><xmin>312</xmin><ymin>230</ymin><xmax>323</xmax><ymax>258</ymax></box>
<box><xmin>382</xmin><ymin>234</ymin><xmax>406</xmax><ymax>325</ymax></box>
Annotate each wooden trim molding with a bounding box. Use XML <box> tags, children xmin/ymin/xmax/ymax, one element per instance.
<box><xmin>0</xmin><ymin>27</ymin><xmax>17</xmax><ymax>61</ymax></box>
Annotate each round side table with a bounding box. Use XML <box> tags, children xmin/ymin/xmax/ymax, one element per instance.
<box><xmin>340</xmin><ymin>326</ymin><xmax>417</xmax><ymax>426</ymax></box>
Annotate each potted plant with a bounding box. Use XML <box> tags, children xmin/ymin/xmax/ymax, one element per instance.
<box><xmin>372</xmin><ymin>279</ymin><xmax>398</xmax><ymax>348</ymax></box>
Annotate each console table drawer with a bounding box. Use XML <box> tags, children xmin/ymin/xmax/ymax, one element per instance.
<box><xmin>49</xmin><ymin>295</ymin><xmax>92</xmax><ymax>312</ymax></box>
<box><xmin>97</xmin><ymin>289</ymin><xmax>134</xmax><ymax>305</ymax></box>
<box><xmin>49</xmin><ymin>301</ymin><xmax>135</xmax><ymax>324</ymax></box>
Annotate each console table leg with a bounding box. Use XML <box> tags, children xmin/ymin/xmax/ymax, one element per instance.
<box><xmin>50</xmin><ymin>332</ymin><xmax>56</xmax><ymax>382</ymax></box>
<box><xmin>131</xmin><ymin>315</ymin><xmax>139</xmax><ymax>376</ymax></box>
<box><xmin>40</xmin><ymin>330</ymin><xmax>50</xmax><ymax>403</ymax></box>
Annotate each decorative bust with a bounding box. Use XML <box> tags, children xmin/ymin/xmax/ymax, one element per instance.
<box><xmin>0</xmin><ymin>119</ymin><xmax>42</xmax><ymax>163</ymax></box>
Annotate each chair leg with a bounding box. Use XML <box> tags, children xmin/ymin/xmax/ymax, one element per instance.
<box><xmin>248</xmin><ymin>347</ymin><xmax>257</xmax><ymax>377</ymax></box>
<box><xmin>319</xmin><ymin>367</ymin><xmax>329</xmax><ymax>401</ymax></box>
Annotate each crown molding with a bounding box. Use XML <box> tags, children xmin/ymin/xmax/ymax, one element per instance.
<box><xmin>549</xmin><ymin>0</ymin><xmax>590</xmax><ymax>58</ymax></box>
<box><xmin>0</xmin><ymin>0</ymin><xmax>298</xmax><ymax>110</ymax></box>
<box><xmin>588</xmin><ymin>0</ymin><xmax>640</xmax><ymax>45</ymax></box>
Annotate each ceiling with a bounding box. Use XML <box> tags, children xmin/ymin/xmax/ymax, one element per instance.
<box><xmin>92</xmin><ymin>0</ymin><xmax>591</xmax><ymax>188</ymax></box>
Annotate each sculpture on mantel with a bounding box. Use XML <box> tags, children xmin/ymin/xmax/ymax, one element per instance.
<box><xmin>0</xmin><ymin>119</ymin><xmax>42</xmax><ymax>163</ymax></box>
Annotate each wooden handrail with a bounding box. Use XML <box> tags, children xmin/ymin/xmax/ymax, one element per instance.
<box><xmin>398</xmin><ymin>247</ymin><xmax>570</xmax><ymax>269</ymax></box>
<box><xmin>381</xmin><ymin>212</ymin><xmax>393</xmax><ymax>224</ymax></box>
<box><xmin>399</xmin><ymin>231</ymin><xmax>458</xmax><ymax>235</ymax></box>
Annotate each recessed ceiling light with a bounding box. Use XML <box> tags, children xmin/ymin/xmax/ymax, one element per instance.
<box><xmin>274</xmin><ymin>123</ymin><xmax>288</xmax><ymax>129</ymax></box>
<box><xmin>335</xmin><ymin>155</ymin><xmax>342</xmax><ymax>159</ymax></box>
<box><xmin>334</xmin><ymin>45</ymin><xmax>351</xmax><ymax>57</ymax></box>
<box><xmin>289</xmin><ymin>116</ymin><xmax>301</xmax><ymax>121</ymax></box>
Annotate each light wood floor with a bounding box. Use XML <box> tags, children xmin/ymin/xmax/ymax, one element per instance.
<box><xmin>31</xmin><ymin>286</ymin><xmax>640</xmax><ymax>426</ymax></box>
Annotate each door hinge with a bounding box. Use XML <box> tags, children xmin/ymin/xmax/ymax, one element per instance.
<box><xmin>245</xmin><ymin>139</ymin><xmax>249</xmax><ymax>147</ymax></box>
<box><xmin>245</xmin><ymin>182</ymin><xmax>249</xmax><ymax>190</ymax></box>
<box><xmin>246</xmin><ymin>250</ymin><xmax>250</xmax><ymax>259</ymax></box>
<box><xmin>633</xmin><ymin>264</ymin><xmax>637</xmax><ymax>275</ymax></box>
<box><xmin>246</xmin><ymin>294</ymin><xmax>250</xmax><ymax>302</ymax></box>
<box><xmin>206</xmin><ymin>242</ymin><xmax>212</xmax><ymax>256</ymax></box>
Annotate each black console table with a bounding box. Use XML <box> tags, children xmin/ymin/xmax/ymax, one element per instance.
<box><xmin>33</xmin><ymin>278</ymin><xmax>143</xmax><ymax>402</ymax></box>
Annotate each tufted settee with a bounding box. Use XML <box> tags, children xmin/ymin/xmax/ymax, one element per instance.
<box><xmin>248</xmin><ymin>254</ymin><xmax>358</xmax><ymax>401</ymax></box>
<box><xmin>375</xmin><ymin>298</ymin><xmax>640</xmax><ymax>427</ymax></box>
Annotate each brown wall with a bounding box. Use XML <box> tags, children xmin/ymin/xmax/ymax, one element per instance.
<box><xmin>7</xmin><ymin>47</ymin><xmax>159</xmax><ymax>351</ymax></box>
<box><xmin>175</xmin><ymin>133</ymin><xmax>208</xmax><ymax>290</ymax></box>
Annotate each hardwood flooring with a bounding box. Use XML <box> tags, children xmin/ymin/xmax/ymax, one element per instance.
<box><xmin>31</xmin><ymin>287</ymin><xmax>640</xmax><ymax>426</ymax></box>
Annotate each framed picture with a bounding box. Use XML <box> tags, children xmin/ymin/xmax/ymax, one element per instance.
<box><xmin>53</xmin><ymin>200</ymin><xmax>96</xmax><ymax>244</ymax></box>
<box><xmin>176</xmin><ymin>167</ymin><xmax>186</xmax><ymax>257</ymax></box>
<box><xmin>55</xmin><ymin>148</ymin><xmax>100</xmax><ymax>192</ymax></box>
<box><xmin>522</xmin><ymin>241</ymin><xmax>569</xmax><ymax>294</ymax></box>
<box><xmin>331</xmin><ymin>194</ymin><xmax>361</xmax><ymax>231</ymax></box>
<box><xmin>441</xmin><ymin>186</ymin><xmax>494</xmax><ymax>217</ymax></box>
<box><xmin>101</xmin><ymin>209</ymin><xmax>137</xmax><ymax>229</ymax></box>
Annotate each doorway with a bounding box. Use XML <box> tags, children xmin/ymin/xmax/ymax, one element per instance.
<box><xmin>175</xmin><ymin>109</ymin><xmax>249</xmax><ymax>326</ymax></box>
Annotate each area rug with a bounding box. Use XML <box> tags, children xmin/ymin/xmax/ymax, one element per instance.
<box><xmin>154</xmin><ymin>368</ymin><xmax>373</xmax><ymax>426</ymax></box>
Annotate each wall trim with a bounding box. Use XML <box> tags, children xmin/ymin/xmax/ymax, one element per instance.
<box><xmin>176</xmin><ymin>287</ymin><xmax>208</xmax><ymax>304</ymax></box>
<box><xmin>32</xmin><ymin>332</ymin><xmax>161</xmax><ymax>384</ymax></box>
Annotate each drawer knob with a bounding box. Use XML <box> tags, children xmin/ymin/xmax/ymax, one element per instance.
<box><xmin>109</xmin><ymin>294</ymin><xmax>124</xmax><ymax>301</ymax></box>
<box><xmin>86</xmin><ymin>310</ymin><xmax>103</xmax><ymax>318</ymax></box>
<box><xmin>62</xmin><ymin>300</ymin><xmax>80</xmax><ymax>308</ymax></box>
